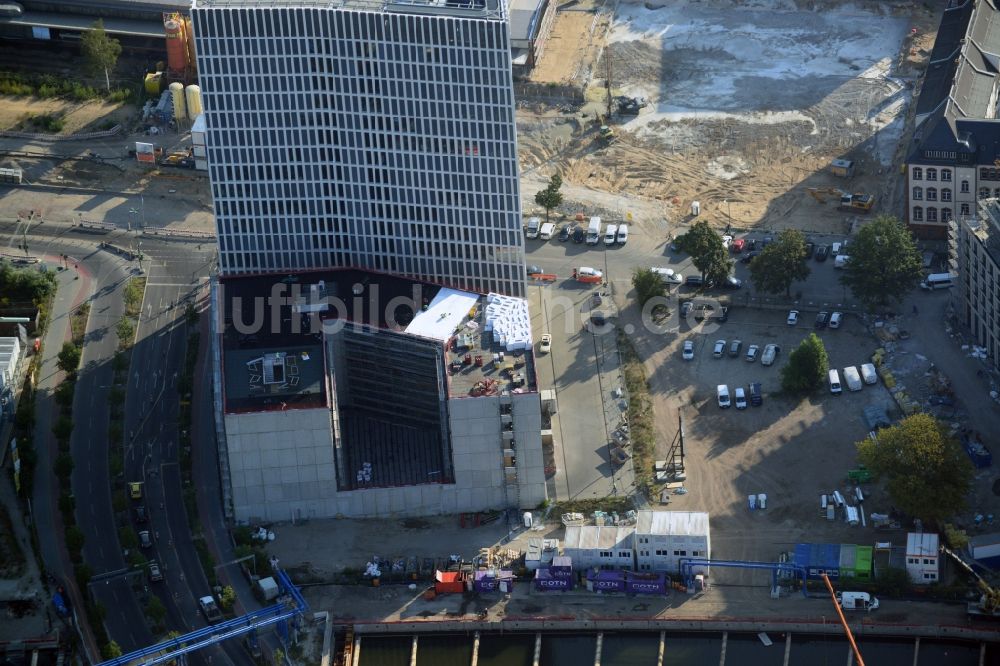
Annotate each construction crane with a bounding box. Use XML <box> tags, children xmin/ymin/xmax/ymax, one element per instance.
<box><xmin>819</xmin><ymin>573</ymin><xmax>866</xmax><ymax>666</ymax></box>
<box><xmin>806</xmin><ymin>188</ymin><xmax>875</xmax><ymax>212</ymax></box>
<box><xmin>940</xmin><ymin>544</ymin><xmax>1000</xmax><ymax>617</ymax></box>
<box><xmin>96</xmin><ymin>570</ymin><xmax>308</xmax><ymax>666</ymax></box>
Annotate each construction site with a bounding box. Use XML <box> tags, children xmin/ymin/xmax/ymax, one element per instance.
<box><xmin>517</xmin><ymin>0</ymin><xmax>941</xmax><ymax>235</ymax></box>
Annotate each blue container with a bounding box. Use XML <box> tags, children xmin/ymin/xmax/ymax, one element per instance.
<box><xmin>534</xmin><ymin>567</ymin><xmax>574</xmax><ymax>591</ymax></box>
<box><xmin>586</xmin><ymin>569</ymin><xmax>625</xmax><ymax>592</ymax></box>
<box><xmin>794</xmin><ymin>543</ymin><xmax>841</xmax><ymax>580</ymax></box>
<box><xmin>625</xmin><ymin>571</ymin><xmax>667</xmax><ymax>595</ymax></box>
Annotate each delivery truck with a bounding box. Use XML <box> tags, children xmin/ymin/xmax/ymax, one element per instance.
<box><xmin>586</xmin><ymin>217</ymin><xmax>602</xmax><ymax>245</ymax></box>
<box><xmin>837</xmin><ymin>591</ymin><xmax>879</xmax><ymax>611</ymax></box>
<box><xmin>843</xmin><ymin>366</ymin><xmax>863</xmax><ymax>391</ymax></box>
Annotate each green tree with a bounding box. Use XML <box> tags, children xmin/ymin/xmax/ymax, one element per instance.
<box><xmin>146</xmin><ymin>596</ymin><xmax>167</xmax><ymax>627</ymax></box>
<box><xmin>58</xmin><ymin>491</ymin><xmax>76</xmax><ymax>519</ymax></box>
<box><xmin>118</xmin><ymin>526</ymin><xmax>138</xmax><ymax>550</ymax></box>
<box><xmin>52</xmin><ymin>416</ymin><xmax>73</xmax><ymax>443</ymax></box>
<box><xmin>675</xmin><ymin>221</ymin><xmax>731</xmax><ymax>284</ymax></box>
<box><xmin>533</xmin><ymin>174</ymin><xmax>564</xmax><ymax>224</ymax></box>
<box><xmin>53</xmin><ymin>452</ymin><xmax>74</xmax><ymax>480</ymax></box>
<box><xmin>102</xmin><ymin>641</ymin><xmax>123</xmax><ymax>660</ymax></box>
<box><xmin>57</xmin><ymin>343</ymin><xmax>81</xmax><ymax>374</ymax></box>
<box><xmin>219</xmin><ymin>585</ymin><xmax>237</xmax><ymax>611</ymax></box>
<box><xmin>81</xmin><ymin>20</ymin><xmax>122</xmax><ymax>92</ymax></box>
<box><xmin>631</xmin><ymin>267</ymin><xmax>666</xmax><ymax>307</ymax></box>
<box><xmin>780</xmin><ymin>333</ymin><xmax>829</xmax><ymax>394</ymax></box>
<box><xmin>748</xmin><ymin>229</ymin><xmax>811</xmax><ymax>297</ymax></box>
<box><xmin>856</xmin><ymin>413</ymin><xmax>972</xmax><ymax>523</ymax></box>
<box><xmin>116</xmin><ymin>316</ymin><xmax>134</xmax><ymax>346</ymax></box>
<box><xmin>65</xmin><ymin>525</ymin><xmax>85</xmax><ymax>561</ymax></box>
<box><xmin>839</xmin><ymin>215</ymin><xmax>923</xmax><ymax>310</ymax></box>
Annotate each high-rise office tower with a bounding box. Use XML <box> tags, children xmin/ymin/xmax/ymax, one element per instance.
<box><xmin>192</xmin><ymin>0</ymin><xmax>527</xmax><ymax>297</ymax></box>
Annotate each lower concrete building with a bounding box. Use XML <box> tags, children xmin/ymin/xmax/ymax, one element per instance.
<box><xmin>634</xmin><ymin>511</ymin><xmax>710</xmax><ymax>575</ymax></box>
<box><xmin>905</xmin><ymin>532</ymin><xmax>940</xmax><ymax>584</ymax></box>
<box><xmin>214</xmin><ymin>269</ymin><xmax>546</xmax><ymax>522</ymax></box>
<box><xmin>953</xmin><ymin>200</ymin><xmax>1000</xmax><ymax>371</ymax></box>
<box><xmin>562</xmin><ymin>525</ymin><xmax>635</xmax><ymax>571</ymax></box>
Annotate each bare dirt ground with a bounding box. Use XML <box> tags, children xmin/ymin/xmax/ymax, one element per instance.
<box><xmin>519</xmin><ymin>0</ymin><xmax>942</xmax><ymax>235</ymax></box>
<box><xmin>0</xmin><ymin>96</ymin><xmax>134</xmax><ymax>135</ymax></box>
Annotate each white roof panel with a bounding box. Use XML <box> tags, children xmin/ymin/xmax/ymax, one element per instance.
<box><xmin>636</xmin><ymin>510</ymin><xmax>710</xmax><ymax>537</ymax></box>
<box><xmin>404</xmin><ymin>288</ymin><xmax>479</xmax><ymax>342</ymax></box>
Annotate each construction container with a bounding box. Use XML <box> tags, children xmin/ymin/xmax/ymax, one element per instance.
<box><xmin>586</xmin><ymin>569</ymin><xmax>625</xmax><ymax>593</ymax></box>
<box><xmin>168</xmin><ymin>82</ymin><xmax>186</xmax><ymax>123</ymax></box>
<box><xmin>830</xmin><ymin>159</ymin><xmax>855</xmax><ymax>178</ymax></box>
<box><xmin>854</xmin><ymin>546</ymin><xmax>873</xmax><ymax>580</ymax></box>
<box><xmin>256</xmin><ymin>576</ymin><xmax>279</xmax><ymax>601</ymax></box>
<box><xmin>473</xmin><ymin>569</ymin><xmax>514</xmax><ymax>594</ymax></box>
<box><xmin>968</xmin><ymin>533</ymin><xmax>1000</xmax><ymax>568</ymax></box>
<box><xmin>839</xmin><ymin>544</ymin><xmax>857</xmax><ymax>579</ymax></box>
<box><xmin>164</xmin><ymin>18</ymin><xmax>188</xmax><ymax>72</ymax></box>
<box><xmin>185</xmin><ymin>84</ymin><xmax>203</xmax><ymax>119</ymax></box>
<box><xmin>534</xmin><ymin>567</ymin><xmax>573</xmax><ymax>591</ymax></box>
<box><xmin>625</xmin><ymin>571</ymin><xmax>667</xmax><ymax>595</ymax></box>
<box><xmin>794</xmin><ymin>543</ymin><xmax>840</xmax><ymax>580</ymax></box>
<box><xmin>434</xmin><ymin>570</ymin><xmax>464</xmax><ymax>594</ymax></box>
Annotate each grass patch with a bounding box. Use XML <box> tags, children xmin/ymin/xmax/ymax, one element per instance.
<box><xmin>617</xmin><ymin>329</ymin><xmax>655</xmax><ymax>499</ymax></box>
<box><xmin>551</xmin><ymin>496</ymin><xmax>634</xmax><ymax>517</ymax></box>
<box><xmin>0</xmin><ymin>71</ymin><xmax>129</xmax><ymax>103</ymax></box>
<box><xmin>123</xmin><ymin>277</ymin><xmax>145</xmax><ymax>318</ymax></box>
<box><xmin>70</xmin><ymin>302</ymin><xmax>90</xmax><ymax>346</ymax></box>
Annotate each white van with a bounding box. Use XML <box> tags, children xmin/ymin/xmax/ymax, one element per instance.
<box><xmin>604</xmin><ymin>224</ymin><xmax>618</xmax><ymax>245</ymax></box>
<box><xmin>843</xmin><ymin>366</ymin><xmax>863</xmax><ymax>391</ymax></box>
<box><xmin>834</xmin><ymin>255</ymin><xmax>850</xmax><ymax>269</ymax></box>
<box><xmin>828</xmin><ymin>369</ymin><xmax>842</xmax><ymax>394</ymax></box>
<box><xmin>837</xmin><ymin>591</ymin><xmax>879</xmax><ymax>612</ymax></box>
<box><xmin>860</xmin><ymin>363</ymin><xmax>878</xmax><ymax>385</ymax></box>
<box><xmin>651</xmin><ymin>267</ymin><xmax>683</xmax><ymax>285</ymax></box>
<box><xmin>617</xmin><ymin>224</ymin><xmax>629</xmax><ymax>245</ymax></box>
<box><xmin>525</xmin><ymin>217</ymin><xmax>541</xmax><ymax>239</ymax></box>
<box><xmin>920</xmin><ymin>272</ymin><xmax>955</xmax><ymax>290</ymax></box>
<box><xmin>586</xmin><ymin>217</ymin><xmax>602</xmax><ymax>245</ymax></box>
<box><xmin>539</xmin><ymin>222</ymin><xmax>556</xmax><ymax>240</ymax></box>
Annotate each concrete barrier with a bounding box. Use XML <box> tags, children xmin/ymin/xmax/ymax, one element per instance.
<box><xmin>0</xmin><ymin>125</ymin><xmax>123</xmax><ymax>142</ymax></box>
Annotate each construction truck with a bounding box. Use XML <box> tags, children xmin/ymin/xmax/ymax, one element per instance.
<box><xmin>199</xmin><ymin>595</ymin><xmax>224</xmax><ymax>624</ymax></box>
<box><xmin>598</xmin><ymin>125</ymin><xmax>615</xmax><ymax>145</ymax></box>
<box><xmin>806</xmin><ymin>188</ymin><xmax>875</xmax><ymax>212</ymax></box>
<box><xmin>940</xmin><ymin>545</ymin><xmax>1000</xmax><ymax>618</ymax></box>
<box><xmin>615</xmin><ymin>95</ymin><xmax>647</xmax><ymax>116</ymax></box>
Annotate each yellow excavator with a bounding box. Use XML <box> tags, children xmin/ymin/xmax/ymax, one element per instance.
<box><xmin>807</xmin><ymin>188</ymin><xmax>875</xmax><ymax>212</ymax></box>
<box><xmin>940</xmin><ymin>544</ymin><xmax>1000</xmax><ymax>617</ymax></box>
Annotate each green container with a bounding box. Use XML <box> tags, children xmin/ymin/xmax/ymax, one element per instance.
<box><xmin>839</xmin><ymin>544</ymin><xmax>857</xmax><ymax>579</ymax></box>
<box><xmin>854</xmin><ymin>546</ymin><xmax>873</xmax><ymax>580</ymax></box>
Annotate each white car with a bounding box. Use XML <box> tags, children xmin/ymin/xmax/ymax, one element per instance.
<box><xmin>829</xmin><ymin>312</ymin><xmax>843</xmax><ymax>329</ymax></box>
<box><xmin>717</xmin><ymin>384</ymin><xmax>731</xmax><ymax>409</ymax></box>
<box><xmin>761</xmin><ymin>343</ymin><xmax>780</xmax><ymax>367</ymax></box>
<box><xmin>734</xmin><ymin>387</ymin><xmax>747</xmax><ymax>409</ymax></box>
<box><xmin>722</xmin><ymin>235</ymin><xmax>733</xmax><ymax>249</ymax></box>
<box><xmin>745</xmin><ymin>345</ymin><xmax>759</xmax><ymax>362</ymax></box>
<box><xmin>682</xmin><ymin>340</ymin><xmax>695</xmax><ymax>360</ymax></box>
<box><xmin>713</xmin><ymin>340</ymin><xmax>726</xmax><ymax>358</ymax></box>
<box><xmin>539</xmin><ymin>334</ymin><xmax>552</xmax><ymax>353</ymax></box>
<box><xmin>787</xmin><ymin>310</ymin><xmax>799</xmax><ymax>326</ymax></box>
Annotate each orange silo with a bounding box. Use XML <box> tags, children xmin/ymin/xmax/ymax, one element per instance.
<box><xmin>164</xmin><ymin>17</ymin><xmax>187</xmax><ymax>73</ymax></box>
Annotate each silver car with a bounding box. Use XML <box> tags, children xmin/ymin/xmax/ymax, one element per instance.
<box><xmin>745</xmin><ymin>345</ymin><xmax>760</xmax><ymax>362</ymax></box>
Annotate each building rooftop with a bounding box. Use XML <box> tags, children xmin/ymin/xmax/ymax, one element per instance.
<box><xmin>636</xmin><ymin>510</ymin><xmax>710</xmax><ymax>537</ymax></box>
<box><xmin>905</xmin><ymin>532</ymin><xmax>939</xmax><ymax>557</ymax></box>
<box><xmin>508</xmin><ymin>0</ymin><xmax>543</xmax><ymax>42</ymax></box>
<box><xmin>563</xmin><ymin>525</ymin><xmax>635</xmax><ymax>552</ymax></box>
<box><xmin>193</xmin><ymin>0</ymin><xmax>507</xmax><ymax>21</ymax></box>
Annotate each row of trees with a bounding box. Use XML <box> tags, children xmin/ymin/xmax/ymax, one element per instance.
<box><xmin>672</xmin><ymin>216</ymin><xmax>923</xmax><ymax>310</ymax></box>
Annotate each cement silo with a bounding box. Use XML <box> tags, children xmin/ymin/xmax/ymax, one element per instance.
<box><xmin>185</xmin><ymin>84</ymin><xmax>203</xmax><ymax>120</ymax></box>
<box><xmin>168</xmin><ymin>82</ymin><xmax>187</xmax><ymax>123</ymax></box>
<box><xmin>164</xmin><ymin>17</ymin><xmax>188</xmax><ymax>73</ymax></box>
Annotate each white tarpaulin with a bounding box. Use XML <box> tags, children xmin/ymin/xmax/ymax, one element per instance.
<box><xmin>484</xmin><ymin>293</ymin><xmax>532</xmax><ymax>351</ymax></box>
<box><xmin>405</xmin><ymin>288</ymin><xmax>479</xmax><ymax>342</ymax></box>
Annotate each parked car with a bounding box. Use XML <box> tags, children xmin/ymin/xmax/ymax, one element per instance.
<box><xmin>135</xmin><ymin>505</ymin><xmax>148</xmax><ymax>523</ymax></box>
<box><xmin>538</xmin><ymin>334</ymin><xmax>552</xmax><ymax>353</ymax></box>
<box><xmin>713</xmin><ymin>340</ymin><xmax>726</xmax><ymax>358</ymax></box>
<box><xmin>148</xmin><ymin>560</ymin><xmax>163</xmax><ymax>582</ymax></box>
<box><xmin>829</xmin><ymin>311</ymin><xmax>843</xmax><ymax>329</ymax></box>
<box><xmin>734</xmin><ymin>387</ymin><xmax>747</xmax><ymax>410</ymax></box>
<box><xmin>139</xmin><ymin>530</ymin><xmax>152</xmax><ymax>549</ymax></box>
<box><xmin>721</xmin><ymin>235</ymin><xmax>733</xmax><ymax>249</ymax></box>
<box><xmin>591</xmin><ymin>292</ymin><xmax>603</xmax><ymax>307</ymax></box>
<box><xmin>591</xmin><ymin>311</ymin><xmax>607</xmax><ymax>326</ymax></box>
<box><xmin>745</xmin><ymin>345</ymin><xmax>759</xmax><ymax>362</ymax></box>
<box><xmin>761</xmin><ymin>343</ymin><xmax>780</xmax><ymax>367</ymax></box>
<box><xmin>680</xmin><ymin>301</ymin><xmax>693</xmax><ymax>317</ymax></box>
<box><xmin>748</xmin><ymin>381</ymin><xmax>763</xmax><ymax>406</ymax></box>
<box><xmin>685</xmin><ymin>275</ymin><xmax>704</xmax><ymax>287</ymax></box>
<box><xmin>559</xmin><ymin>225</ymin><xmax>572</xmax><ymax>242</ymax></box>
<box><xmin>815</xmin><ymin>245</ymin><xmax>829</xmax><ymax>261</ymax></box>
<box><xmin>729</xmin><ymin>339</ymin><xmax>742</xmax><ymax>357</ymax></box>
<box><xmin>717</xmin><ymin>384</ymin><xmax>731</xmax><ymax>409</ymax></box>
<box><xmin>787</xmin><ymin>310</ymin><xmax>799</xmax><ymax>326</ymax></box>
<box><xmin>572</xmin><ymin>227</ymin><xmax>586</xmax><ymax>243</ymax></box>
<box><xmin>815</xmin><ymin>311</ymin><xmax>829</xmax><ymax>329</ymax></box>
<box><xmin>740</xmin><ymin>250</ymin><xmax>760</xmax><ymax>264</ymax></box>
<box><xmin>527</xmin><ymin>265</ymin><xmax>543</xmax><ymax>276</ymax></box>
<box><xmin>745</xmin><ymin>238</ymin><xmax>757</xmax><ymax>252</ymax></box>
<box><xmin>731</xmin><ymin>239</ymin><xmax>746</xmax><ymax>253</ymax></box>
<box><xmin>804</xmin><ymin>242</ymin><xmax>815</xmax><ymax>259</ymax></box>
<box><xmin>722</xmin><ymin>276</ymin><xmax>743</xmax><ymax>290</ymax></box>
<box><xmin>831</xmin><ymin>241</ymin><xmax>842</xmax><ymax>255</ymax></box>
<box><xmin>860</xmin><ymin>363</ymin><xmax>878</xmax><ymax>385</ymax></box>
<box><xmin>682</xmin><ymin>340</ymin><xmax>695</xmax><ymax>360</ymax></box>
<box><xmin>694</xmin><ymin>304</ymin><xmax>714</xmax><ymax>321</ymax></box>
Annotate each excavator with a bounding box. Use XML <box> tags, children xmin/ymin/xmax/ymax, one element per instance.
<box><xmin>940</xmin><ymin>544</ymin><xmax>1000</xmax><ymax>618</ymax></box>
<box><xmin>807</xmin><ymin>188</ymin><xmax>875</xmax><ymax>212</ymax></box>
